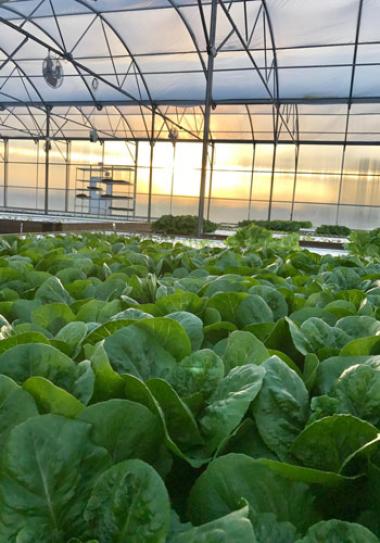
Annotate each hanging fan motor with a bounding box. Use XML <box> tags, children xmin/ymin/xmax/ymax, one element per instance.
<box><xmin>42</xmin><ymin>54</ymin><xmax>64</xmax><ymax>89</ymax></box>
<box><xmin>168</xmin><ymin>128</ymin><xmax>179</xmax><ymax>142</ymax></box>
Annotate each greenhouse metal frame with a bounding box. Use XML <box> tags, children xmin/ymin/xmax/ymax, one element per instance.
<box><xmin>0</xmin><ymin>0</ymin><xmax>380</xmax><ymax>232</ymax></box>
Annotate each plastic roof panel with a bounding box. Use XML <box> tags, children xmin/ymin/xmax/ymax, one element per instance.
<box><xmin>276</xmin><ymin>46</ymin><xmax>355</xmax><ymax>69</ymax></box>
<box><xmin>279</xmin><ymin>66</ymin><xmax>352</xmax><ymax>99</ymax></box>
<box><xmin>267</xmin><ymin>0</ymin><xmax>359</xmax><ymax>48</ymax></box>
<box><xmin>106</xmin><ymin>10</ymin><xmax>197</xmax><ymax>55</ymax></box>
<box><xmin>0</xmin><ymin>0</ymin><xmax>379</xmax><ymax>143</ymax></box>
<box><xmin>360</xmin><ymin>0</ymin><xmax>380</xmax><ymax>42</ymax></box>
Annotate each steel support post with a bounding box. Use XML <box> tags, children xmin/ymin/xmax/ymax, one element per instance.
<box><xmin>133</xmin><ymin>141</ymin><xmax>139</xmax><ymax>218</ymax></box>
<box><xmin>197</xmin><ymin>0</ymin><xmax>217</xmax><ymax>237</ymax></box>
<box><xmin>65</xmin><ymin>140</ymin><xmax>71</xmax><ymax>213</ymax></box>
<box><xmin>336</xmin><ymin>0</ymin><xmax>363</xmax><ymax>225</ymax></box>
<box><xmin>169</xmin><ymin>141</ymin><xmax>177</xmax><ymax>215</ymax></box>
<box><xmin>248</xmin><ymin>143</ymin><xmax>256</xmax><ymax>220</ymax></box>
<box><xmin>267</xmin><ymin>142</ymin><xmax>278</xmax><ymax>221</ymax></box>
<box><xmin>206</xmin><ymin>141</ymin><xmax>215</xmax><ymax>221</ymax></box>
<box><xmin>3</xmin><ymin>139</ymin><xmax>9</xmax><ymax>209</ymax></box>
<box><xmin>336</xmin><ymin>144</ymin><xmax>347</xmax><ymax>225</ymax></box>
<box><xmin>36</xmin><ymin>140</ymin><xmax>40</xmax><ymax>209</ymax></box>
<box><xmin>290</xmin><ymin>143</ymin><xmax>300</xmax><ymax>221</ymax></box>
<box><xmin>102</xmin><ymin>141</ymin><xmax>106</xmax><ymax>165</ymax></box>
<box><xmin>147</xmin><ymin>107</ymin><xmax>156</xmax><ymax>223</ymax></box>
<box><xmin>267</xmin><ymin>105</ymin><xmax>280</xmax><ymax>221</ymax></box>
<box><xmin>44</xmin><ymin>107</ymin><xmax>51</xmax><ymax>215</ymax></box>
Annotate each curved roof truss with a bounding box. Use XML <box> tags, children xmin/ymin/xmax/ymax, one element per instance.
<box><xmin>0</xmin><ymin>0</ymin><xmax>379</xmax><ymax>144</ymax></box>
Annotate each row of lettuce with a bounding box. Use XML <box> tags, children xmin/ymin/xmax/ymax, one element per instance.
<box><xmin>0</xmin><ymin>231</ymin><xmax>380</xmax><ymax>540</ymax></box>
<box><xmin>152</xmin><ymin>214</ymin><xmax>362</xmax><ymax>237</ymax></box>
<box><xmin>229</xmin><ymin>221</ymin><xmax>380</xmax><ymax>258</ymax></box>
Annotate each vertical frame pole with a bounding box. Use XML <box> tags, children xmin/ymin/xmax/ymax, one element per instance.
<box><xmin>65</xmin><ymin>140</ymin><xmax>71</xmax><ymax>213</ymax></box>
<box><xmin>206</xmin><ymin>141</ymin><xmax>215</xmax><ymax>221</ymax></box>
<box><xmin>248</xmin><ymin>143</ymin><xmax>256</xmax><ymax>220</ymax></box>
<box><xmin>101</xmin><ymin>141</ymin><xmax>105</xmax><ymax>166</ymax></box>
<box><xmin>36</xmin><ymin>140</ymin><xmax>40</xmax><ymax>209</ymax></box>
<box><xmin>336</xmin><ymin>144</ymin><xmax>347</xmax><ymax>225</ymax></box>
<box><xmin>290</xmin><ymin>143</ymin><xmax>300</xmax><ymax>221</ymax></box>
<box><xmin>133</xmin><ymin>140</ymin><xmax>139</xmax><ymax>218</ymax></box>
<box><xmin>147</xmin><ymin>106</ymin><xmax>156</xmax><ymax>223</ymax></box>
<box><xmin>44</xmin><ymin>106</ymin><xmax>51</xmax><ymax>215</ymax></box>
<box><xmin>336</xmin><ymin>0</ymin><xmax>363</xmax><ymax>226</ymax></box>
<box><xmin>169</xmin><ymin>141</ymin><xmax>177</xmax><ymax>215</ymax></box>
<box><xmin>267</xmin><ymin>142</ymin><xmax>278</xmax><ymax>221</ymax></box>
<box><xmin>267</xmin><ymin>104</ymin><xmax>280</xmax><ymax>221</ymax></box>
<box><xmin>3</xmin><ymin>139</ymin><xmax>9</xmax><ymax>209</ymax></box>
<box><xmin>197</xmin><ymin>0</ymin><xmax>217</xmax><ymax>237</ymax></box>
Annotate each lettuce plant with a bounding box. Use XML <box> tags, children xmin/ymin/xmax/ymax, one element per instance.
<box><xmin>0</xmin><ymin>232</ymin><xmax>376</xmax><ymax>541</ymax></box>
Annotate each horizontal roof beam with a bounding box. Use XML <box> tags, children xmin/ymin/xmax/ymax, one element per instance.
<box><xmin>2</xmin><ymin>97</ymin><xmax>380</xmax><ymax>108</ymax></box>
<box><xmin>1</xmin><ymin>136</ymin><xmax>380</xmax><ymax>146</ymax></box>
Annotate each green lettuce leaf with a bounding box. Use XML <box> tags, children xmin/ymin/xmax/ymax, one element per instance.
<box><xmin>0</xmin><ymin>415</ymin><xmax>110</xmax><ymax>541</ymax></box>
<box><xmin>296</xmin><ymin>520</ymin><xmax>378</xmax><ymax>542</ymax></box>
<box><xmin>252</xmin><ymin>356</ymin><xmax>309</xmax><ymax>459</ymax></box>
<box><xmin>84</xmin><ymin>459</ymin><xmax>171</xmax><ymax>543</ymax></box>
<box><xmin>79</xmin><ymin>399</ymin><xmax>164</xmax><ymax>463</ymax></box>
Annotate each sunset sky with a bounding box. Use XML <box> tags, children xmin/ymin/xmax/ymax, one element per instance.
<box><xmin>2</xmin><ymin>134</ymin><xmax>380</xmax><ymax>231</ymax></box>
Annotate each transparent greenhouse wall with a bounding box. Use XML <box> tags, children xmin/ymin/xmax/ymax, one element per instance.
<box><xmin>0</xmin><ymin>140</ymin><xmax>380</xmax><ymax>229</ymax></box>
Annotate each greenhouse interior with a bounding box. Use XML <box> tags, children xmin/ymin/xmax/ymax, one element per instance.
<box><xmin>2</xmin><ymin>1</ymin><xmax>380</xmax><ymax>542</ymax></box>
<box><xmin>0</xmin><ymin>0</ymin><xmax>380</xmax><ymax>231</ymax></box>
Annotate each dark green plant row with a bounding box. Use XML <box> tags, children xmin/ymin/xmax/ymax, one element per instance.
<box><xmin>152</xmin><ymin>215</ymin><xmax>217</xmax><ymax>236</ymax></box>
<box><xmin>315</xmin><ymin>224</ymin><xmax>352</xmax><ymax>236</ymax></box>
<box><xmin>151</xmin><ymin>216</ymin><xmax>380</xmax><ymax>244</ymax></box>
<box><xmin>238</xmin><ymin>219</ymin><xmax>313</xmax><ymax>232</ymax></box>
<box><xmin>0</xmin><ymin>231</ymin><xmax>379</xmax><ymax>540</ymax></box>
